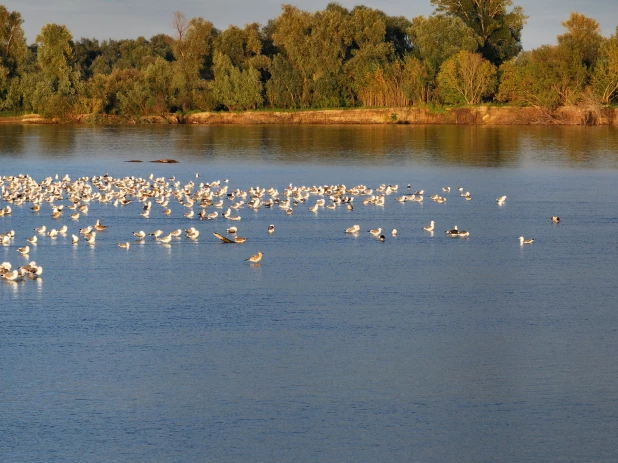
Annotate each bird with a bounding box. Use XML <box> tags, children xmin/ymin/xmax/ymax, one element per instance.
<box><xmin>170</xmin><ymin>229</ymin><xmax>183</xmax><ymax>237</ymax></box>
<box><xmin>268</xmin><ymin>224</ymin><xmax>275</xmax><ymax>234</ymax></box>
<box><xmin>497</xmin><ymin>195</ymin><xmax>507</xmax><ymax>205</ymax></box>
<box><xmin>35</xmin><ymin>225</ymin><xmax>47</xmax><ymax>234</ymax></box>
<box><xmin>392</xmin><ymin>228</ymin><xmax>397</xmax><ymax>236</ymax></box>
<box><xmin>457</xmin><ymin>230</ymin><xmax>470</xmax><ymax>237</ymax></box>
<box><xmin>27</xmin><ymin>236</ymin><xmax>38</xmax><ymax>245</ymax></box>
<box><xmin>72</xmin><ymin>234</ymin><xmax>79</xmax><ymax>245</ymax></box>
<box><xmin>551</xmin><ymin>216</ymin><xmax>560</xmax><ymax>223</ymax></box>
<box><xmin>157</xmin><ymin>233</ymin><xmax>172</xmax><ymax>244</ymax></box>
<box><xmin>227</xmin><ymin>226</ymin><xmax>238</xmax><ymax>234</ymax></box>
<box><xmin>245</xmin><ymin>251</ymin><xmax>263</xmax><ymax>263</ymax></box>
<box><xmin>213</xmin><ymin>232</ymin><xmax>234</xmax><ymax>243</ymax></box>
<box><xmin>17</xmin><ymin>245</ymin><xmax>30</xmax><ymax>255</ymax></box>
<box><xmin>379</xmin><ymin>235</ymin><xmax>386</xmax><ymax>242</ymax></box>
<box><xmin>519</xmin><ymin>236</ymin><xmax>534</xmax><ymax>245</ymax></box>
<box><xmin>94</xmin><ymin>219</ymin><xmax>107</xmax><ymax>231</ymax></box>
<box><xmin>445</xmin><ymin>226</ymin><xmax>459</xmax><ymax>236</ymax></box>
<box><xmin>133</xmin><ymin>231</ymin><xmax>146</xmax><ymax>239</ymax></box>
<box><xmin>345</xmin><ymin>224</ymin><xmax>360</xmax><ymax>234</ymax></box>
<box><xmin>368</xmin><ymin>228</ymin><xmax>382</xmax><ymax>237</ymax></box>
<box><xmin>117</xmin><ymin>242</ymin><xmax>130</xmax><ymax>249</ymax></box>
<box><xmin>424</xmin><ymin>220</ymin><xmax>435</xmax><ymax>232</ymax></box>
<box><xmin>150</xmin><ymin>229</ymin><xmax>163</xmax><ymax>238</ymax></box>
<box><xmin>234</xmin><ymin>236</ymin><xmax>247</xmax><ymax>244</ymax></box>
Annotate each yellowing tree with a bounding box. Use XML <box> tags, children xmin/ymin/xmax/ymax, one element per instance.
<box><xmin>437</xmin><ymin>50</ymin><xmax>496</xmax><ymax>104</ymax></box>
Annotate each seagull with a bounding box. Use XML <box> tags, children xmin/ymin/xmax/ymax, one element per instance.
<box><xmin>424</xmin><ymin>220</ymin><xmax>435</xmax><ymax>232</ymax></box>
<box><xmin>345</xmin><ymin>224</ymin><xmax>360</xmax><ymax>234</ymax></box>
<box><xmin>17</xmin><ymin>245</ymin><xmax>30</xmax><ymax>255</ymax></box>
<box><xmin>35</xmin><ymin>225</ymin><xmax>47</xmax><ymax>234</ymax></box>
<box><xmin>150</xmin><ymin>229</ymin><xmax>163</xmax><ymax>238</ymax></box>
<box><xmin>497</xmin><ymin>195</ymin><xmax>507</xmax><ymax>205</ymax></box>
<box><xmin>72</xmin><ymin>234</ymin><xmax>79</xmax><ymax>245</ymax></box>
<box><xmin>551</xmin><ymin>216</ymin><xmax>560</xmax><ymax>223</ymax></box>
<box><xmin>133</xmin><ymin>231</ymin><xmax>146</xmax><ymax>239</ymax></box>
<box><xmin>445</xmin><ymin>225</ymin><xmax>459</xmax><ymax>236</ymax></box>
<box><xmin>519</xmin><ymin>236</ymin><xmax>534</xmax><ymax>245</ymax></box>
<box><xmin>245</xmin><ymin>251</ymin><xmax>263</xmax><ymax>263</ymax></box>
<box><xmin>170</xmin><ymin>229</ymin><xmax>183</xmax><ymax>237</ymax></box>
<box><xmin>392</xmin><ymin>228</ymin><xmax>397</xmax><ymax>236</ymax></box>
<box><xmin>157</xmin><ymin>233</ymin><xmax>172</xmax><ymax>244</ymax></box>
<box><xmin>94</xmin><ymin>219</ymin><xmax>107</xmax><ymax>230</ymax></box>
<box><xmin>234</xmin><ymin>236</ymin><xmax>247</xmax><ymax>244</ymax></box>
<box><xmin>368</xmin><ymin>228</ymin><xmax>382</xmax><ymax>237</ymax></box>
<box><xmin>268</xmin><ymin>224</ymin><xmax>275</xmax><ymax>234</ymax></box>
<box><xmin>117</xmin><ymin>242</ymin><xmax>130</xmax><ymax>249</ymax></box>
<box><xmin>227</xmin><ymin>226</ymin><xmax>238</xmax><ymax>234</ymax></box>
<box><xmin>27</xmin><ymin>236</ymin><xmax>38</xmax><ymax>245</ymax></box>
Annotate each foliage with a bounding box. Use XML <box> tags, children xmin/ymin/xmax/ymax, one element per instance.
<box><xmin>430</xmin><ymin>0</ymin><xmax>527</xmax><ymax>66</ymax></box>
<box><xmin>0</xmin><ymin>4</ymin><xmax>616</xmax><ymax>118</ymax></box>
<box><xmin>437</xmin><ymin>51</ymin><xmax>497</xmax><ymax>104</ymax></box>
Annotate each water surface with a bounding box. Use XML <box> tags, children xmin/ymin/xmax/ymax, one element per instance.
<box><xmin>1</xmin><ymin>125</ymin><xmax>618</xmax><ymax>463</ymax></box>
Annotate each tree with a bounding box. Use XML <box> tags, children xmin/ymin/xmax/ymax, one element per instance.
<box><xmin>497</xmin><ymin>45</ymin><xmax>587</xmax><ymax>108</ymax></box>
<box><xmin>210</xmin><ymin>52</ymin><xmax>263</xmax><ymax>110</ymax></box>
<box><xmin>437</xmin><ymin>50</ymin><xmax>497</xmax><ymax>104</ymax></box>
<box><xmin>36</xmin><ymin>24</ymin><xmax>75</xmax><ymax>94</ymax></box>
<box><xmin>591</xmin><ymin>29</ymin><xmax>618</xmax><ymax>105</ymax></box>
<box><xmin>409</xmin><ymin>14</ymin><xmax>479</xmax><ymax>95</ymax></box>
<box><xmin>557</xmin><ymin>12</ymin><xmax>603</xmax><ymax>70</ymax></box>
<box><xmin>430</xmin><ymin>0</ymin><xmax>526</xmax><ymax>65</ymax></box>
<box><xmin>0</xmin><ymin>5</ymin><xmax>28</xmax><ymax>77</ymax></box>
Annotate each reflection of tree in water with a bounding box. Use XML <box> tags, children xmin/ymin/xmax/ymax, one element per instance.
<box><xmin>425</xmin><ymin>126</ymin><xmax>521</xmax><ymax>167</ymax></box>
<box><xmin>528</xmin><ymin>127</ymin><xmax>617</xmax><ymax>165</ymax></box>
<box><xmin>37</xmin><ymin>126</ymin><xmax>77</xmax><ymax>156</ymax></box>
<box><xmin>0</xmin><ymin>125</ymin><xmax>26</xmax><ymax>157</ymax></box>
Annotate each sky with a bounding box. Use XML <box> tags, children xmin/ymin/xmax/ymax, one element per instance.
<box><xmin>3</xmin><ymin>0</ymin><xmax>617</xmax><ymax>51</ymax></box>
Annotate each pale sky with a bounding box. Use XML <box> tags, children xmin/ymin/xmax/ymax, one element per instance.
<box><xmin>3</xmin><ymin>0</ymin><xmax>617</xmax><ymax>51</ymax></box>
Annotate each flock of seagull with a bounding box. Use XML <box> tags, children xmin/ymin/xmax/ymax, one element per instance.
<box><xmin>1</xmin><ymin>172</ymin><xmax>555</xmax><ymax>283</ymax></box>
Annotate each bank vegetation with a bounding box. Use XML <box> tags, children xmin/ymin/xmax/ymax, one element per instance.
<box><xmin>0</xmin><ymin>1</ymin><xmax>617</xmax><ymax>124</ymax></box>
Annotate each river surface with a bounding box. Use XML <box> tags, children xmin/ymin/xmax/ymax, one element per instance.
<box><xmin>1</xmin><ymin>125</ymin><xmax>618</xmax><ymax>463</ymax></box>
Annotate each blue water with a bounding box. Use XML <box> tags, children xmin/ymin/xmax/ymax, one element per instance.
<box><xmin>1</xmin><ymin>125</ymin><xmax>618</xmax><ymax>462</ymax></box>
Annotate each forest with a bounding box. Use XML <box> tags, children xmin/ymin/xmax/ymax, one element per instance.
<box><xmin>0</xmin><ymin>1</ymin><xmax>617</xmax><ymax>120</ymax></box>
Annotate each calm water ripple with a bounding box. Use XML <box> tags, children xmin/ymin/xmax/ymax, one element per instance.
<box><xmin>1</xmin><ymin>125</ymin><xmax>618</xmax><ymax>462</ymax></box>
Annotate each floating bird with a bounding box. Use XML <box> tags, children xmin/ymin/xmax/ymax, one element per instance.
<box><xmin>27</xmin><ymin>236</ymin><xmax>38</xmax><ymax>245</ymax></box>
<box><xmin>445</xmin><ymin>225</ymin><xmax>459</xmax><ymax>236</ymax></box>
<box><xmin>345</xmin><ymin>224</ymin><xmax>360</xmax><ymax>234</ymax></box>
<box><xmin>35</xmin><ymin>225</ymin><xmax>47</xmax><ymax>234</ymax></box>
<box><xmin>268</xmin><ymin>224</ymin><xmax>275</xmax><ymax>234</ymax></box>
<box><xmin>379</xmin><ymin>235</ymin><xmax>386</xmax><ymax>242</ymax></box>
<box><xmin>234</xmin><ymin>236</ymin><xmax>247</xmax><ymax>244</ymax></box>
<box><xmin>424</xmin><ymin>220</ymin><xmax>435</xmax><ymax>232</ymax></box>
<box><xmin>214</xmin><ymin>232</ymin><xmax>234</xmax><ymax>243</ymax></box>
<box><xmin>551</xmin><ymin>216</ymin><xmax>560</xmax><ymax>223</ymax></box>
<box><xmin>150</xmin><ymin>229</ymin><xmax>163</xmax><ymax>238</ymax></box>
<box><xmin>392</xmin><ymin>228</ymin><xmax>397</xmax><ymax>236</ymax></box>
<box><xmin>519</xmin><ymin>236</ymin><xmax>534</xmax><ymax>245</ymax></box>
<box><xmin>170</xmin><ymin>229</ymin><xmax>183</xmax><ymax>237</ymax></box>
<box><xmin>245</xmin><ymin>251</ymin><xmax>263</xmax><ymax>263</ymax></box>
<box><xmin>72</xmin><ymin>234</ymin><xmax>79</xmax><ymax>245</ymax></box>
<box><xmin>497</xmin><ymin>195</ymin><xmax>507</xmax><ymax>205</ymax></box>
<box><xmin>157</xmin><ymin>233</ymin><xmax>172</xmax><ymax>244</ymax></box>
<box><xmin>94</xmin><ymin>219</ymin><xmax>107</xmax><ymax>231</ymax></box>
<box><xmin>368</xmin><ymin>228</ymin><xmax>382</xmax><ymax>237</ymax></box>
<box><xmin>133</xmin><ymin>231</ymin><xmax>146</xmax><ymax>239</ymax></box>
<box><xmin>117</xmin><ymin>242</ymin><xmax>130</xmax><ymax>249</ymax></box>
<box><xmin>227</xmin><ymin>226</ymin><xmax>238</xmax><ymax>234</ymax></box>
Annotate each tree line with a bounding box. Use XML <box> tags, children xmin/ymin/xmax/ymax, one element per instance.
<box><xmin>0</xmin><ymin>1</ymin><xmax>616</xmax><ymax>120</ymax></box>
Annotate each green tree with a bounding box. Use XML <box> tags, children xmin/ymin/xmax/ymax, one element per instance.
<box><xmin>0</xmin><ymin>5</ymin><xmax>28</xmax><ymax>77</ymax></box>
<box><xmin>265</xmin><ymin>54</ymin><xmax>303</xmax><ymax>108</ymax></box>
<box><xmin>557</xmin><ymin>12</ymin><xmax>603</xmax><ymax>70</ymax></box>
<box><xmin>437</xmin><ymin>50</ymin><xmax>497</xmax><ymax>104</ymax></box>
<box><xmin>591</xmin><ymin>29</ymin><xmax>618</xmax><ymax>105</ymax></box>
<box><xmin>497</xmin><ymin>45</ymin><xmax>587</xmax><ymax>108</ymax></box>
<box><xmin>210</xmin><ymin>52</ymin><xmax>263</xmax><ymax>110</ymax></box>
<box><xmin>430</xmin><ymin>0</ymin><xmax>526</xmax><ymax>65</ymax></box>
<box><xmin>35</xmin><ymin>24</ymin><xmax>75</xmax><ymax>94</ymax></box>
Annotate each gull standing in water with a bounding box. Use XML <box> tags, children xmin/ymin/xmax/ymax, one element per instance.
<box><xmin>368</xmin><ymin>228</ymin><xmax>382</xmax><ymax>237</ymax></box>
<box><xmin>423</xmin><ymin>220</ymin><xmax>435</xmax><ymax>232</ymax></box>
<box><xmin>519</xmin><ymin>236</ymin><xmax>534</xmax><ymax>245</ymax></box>
<box><xmin>245</xmin><ymin>251</ymin><xmax>263</xmax><ymax>263</ymax></box>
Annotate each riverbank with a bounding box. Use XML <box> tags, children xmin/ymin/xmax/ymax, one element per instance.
<box><xmin>4</xmin><ymin>106</ymin><xmax>617</xmax><ymax>125</ymax></box>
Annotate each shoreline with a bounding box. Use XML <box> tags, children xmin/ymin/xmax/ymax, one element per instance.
<box><xmin>3</xmin><ymin>106</ymin><xmax>617</xmax><ymax>126</ymax></box>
